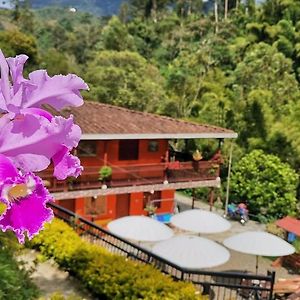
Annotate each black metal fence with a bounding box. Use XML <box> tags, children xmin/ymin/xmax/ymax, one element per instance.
<box><xmin>49</xmin><ymin>202</ymin><xmax>275</xmax><ymax>300</ymax></box>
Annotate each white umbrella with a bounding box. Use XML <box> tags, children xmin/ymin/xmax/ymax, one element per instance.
<box><xmin>107</xmin><ymin>216</ymin><xmax>174</xmax><ymax>242</ymax></box>
<box><xmin>223</xmin><ymin>231</ymin><xmax>295</xmax><ymax>273</ymax></box>
<box><xmin>171</xmin><ymin>209</ymin><xmax>231</xmax><ymax>234</ymax></box>
<box><xmin>152</xmin><ymin>235</ymin><xmax>230</xmax><ymax>269</ymax></box>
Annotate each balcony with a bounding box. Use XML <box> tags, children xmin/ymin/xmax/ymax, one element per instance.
<box><xmin>39</xmin><ymin>160</ymin><xmax>220</xmax><ymax>193</ymax></box>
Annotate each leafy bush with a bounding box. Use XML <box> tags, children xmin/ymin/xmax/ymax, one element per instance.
<box><xmin>98</xmin><ymin>166</ymin><xmax>112</xmax><ymax>181</ymax></box>
<box><xmin>0</xmin><ymin>232</ymin><xmax>39</xmax><ymax>300</ymax></box>
<box><xmin>30</xmin><ymin>219</ymin><xmax>202</xmax><ymax>300</ymax></box>
<box><xmin>230</xmin><ymin>150</ymin><xmax>298</xmax><ymax>221</ymax></box>
<box><xmin>292</xmin><ymin>238</ymin><xmax>300</xmax><ymax>254</ymax></box>
<box><xmin>39</xmin><ymin>291</ymin><xmax>83</xmax><ymax>300</ymax></box>
<box><xmin>265</xmin><ymin>222</ymin><xmax>286</xmax><ymax>239</ymax></box>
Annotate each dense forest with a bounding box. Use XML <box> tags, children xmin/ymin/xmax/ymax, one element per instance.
<box><xmin>1</xmin><ymin>0</ymin><xmax>300</xmax><ymax>219</ymax></box>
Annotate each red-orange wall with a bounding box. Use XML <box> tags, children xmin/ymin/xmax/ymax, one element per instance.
<box><xmin>79</xmin><ymin>139</ymin><xmax>168</xmax><ymax>167</ymax></box>
<box><xmin>60</xmin><ymin>139</ymin><xmax>174</xmax><ymax>222</ymax></box>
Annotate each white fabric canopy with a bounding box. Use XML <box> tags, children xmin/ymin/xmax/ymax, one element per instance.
<box><xmin>223</xmin><ymin>231</ymin><xmax>295</xmax><ymax>257</ymax></box>
<box><xmin>107</xmin><ymin>216</ymin><xmax>174</xmax><ymax>242</ymax></box>
<box><xmin>171</xmin><ymin>209</ymin><xmax>231</xmax><ymax>234</ymax></box>
<box><xmin>152</xmin><ymin>235</ymin><xmax>230</xmax><ymax>269</ymax></box>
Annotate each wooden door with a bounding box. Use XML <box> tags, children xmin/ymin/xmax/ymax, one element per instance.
<box><xmin>59</xmin><ymin>199</ymin><xmax>75</xmax><ymax>212</ymax></box>
<box><xmin>116</xmin><ymin>194</ymin><xmax>130</xmax><ymax>218</ymax></box>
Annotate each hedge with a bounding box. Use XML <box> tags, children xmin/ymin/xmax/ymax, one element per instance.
<box><xmin>29</xmin><ymin>219</ymin><xmax>204</xmax><ymax>300</ymax></box>
<box><xmin>0</xmin><ymin>232</ymin><xmax>39</xmax><ymax>300</ymax></box>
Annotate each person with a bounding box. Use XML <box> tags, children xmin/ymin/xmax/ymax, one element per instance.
<box><xmin>211</xmin><ymin>149</ymin><xmax>224</xmax><ymax>164</ymax></box>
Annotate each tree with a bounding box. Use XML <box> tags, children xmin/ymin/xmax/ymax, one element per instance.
<box><xmin>129</xmin><ymin>0</ymin><xmax>169</xmax><ymax>21</ymax></box>
<box><xmin>230</xmin><ymin>150</ymin><xmax>299</xmax><ymax>220</ymax></box>
<box><xmin>39</xmin><ymin>48</ymin><xmax>80</xmax><ymax>76</ymax></box>
<box><xmin>0</xmin><ymin>30</ymin><xmax>39</xmax><ymax>66</ymax></box>
<box><xmin>85</xmin><ymin>50</ymin><xmax>167</xmax><ymax>112</ymax></box>
<box><xmin>230</xmin><ymin>43</ymin><xmax>300</xmax><ymax>149</ymax></box>
<box><xmin>99</xmin><ymin>16</ymin><xmax>136</xmax><ymax>51</ymax></box>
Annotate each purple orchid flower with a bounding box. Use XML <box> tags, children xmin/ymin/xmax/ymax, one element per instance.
<box><xmin>0</xmin><ymin>50</ymin><xmax>87</xmax><ymax>179</ymax></box>
<box><xmin>0</xmin><ymin>109</ymin><xmax>82</xmax><ymax>179</ymax></box>
<box><xmin>0</xmin><ymin>154</ymin><xmax>53</xmax><ymax>243</ymax></box>
<box><xmin>0</xmin><ymin>50</ymin><xmax>88</xmax><ymax>243</ymax></box>
<box><xmin>0</xmin><ymin>50</ymin><xmax>89</xmax><ymax>114</ymax></box>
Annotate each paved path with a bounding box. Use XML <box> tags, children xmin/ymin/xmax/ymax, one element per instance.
<box><xmin>174</xmin><ymin>192</ymin><xmax>296</xmax><ymax>279</ymax></box>
<box><xmin>18</xmin><ymin>249</ymin><xmax>92</xmax><ymax>300</ymax></box>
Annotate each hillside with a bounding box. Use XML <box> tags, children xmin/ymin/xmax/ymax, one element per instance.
<box><xmin>31</xmin><ymin>0</ymin><xmax>125</xmax><ymax>16</ymax></box>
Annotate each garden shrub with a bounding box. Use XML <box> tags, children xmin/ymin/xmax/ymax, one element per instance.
<box><xmin>30</xmin><ymin>219</ymin><xmax>203</xmax><ymax>300</ymax></box>
<box><xmin>39</xmin><ymin>291</ymin><xmax>83</xmax><ymax>300</ymax></box>
<box><xmin>292</xmin><ymin>238</ymin><xmax>300</xmax><ymax>254</ymax></box>
<box><xmin>0</xmin><ymin>232</ymin><xmax>39</xmax><ymax>300</ymax></box>
<box><xmin>265</xmin><ymin>222</ymin><xmax>286</xmax><ymax>239</ymax></box>
<box><xmin>230</xmin><ymin>150</ymin><xmax>298</xmax><ymax>221</ymax></box>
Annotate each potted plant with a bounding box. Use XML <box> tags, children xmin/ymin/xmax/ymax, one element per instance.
<box><xmin>144</xmin><ymin>203</ymin><xmax>157</xmax><ymax>217</ymax></box>
<box><xmin>99</xmin><ymin>166</ymin><xmax>112</xmax><ymax>188</ymax></box>
<box><xmin>208</xmin><ymin>164</ymin><xmax>219</xmax><ymax>176</ymax></box>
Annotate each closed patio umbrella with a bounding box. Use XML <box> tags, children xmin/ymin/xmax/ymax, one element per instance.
<box><xmin>107</xmin><ymin>215</ymin><xmax>174</xmax><ymax>242</ymax></box>
<box><xmin>152</xmin><ymin>235</ymin><xmax>230</xmax><ymax>269</ymax></box>
<box><xmin>223</xmin><ymin>231</ymin><xmax>295</xmax><ymax>273</ymax></box>
<box><xmin>171</xmin><ymin>209</ymin><xmax>231</xmax><ymax>234</ymax></box>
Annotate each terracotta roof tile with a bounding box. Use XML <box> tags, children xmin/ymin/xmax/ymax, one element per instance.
<box><xmin>50</xmin><ymin>101</ymin><xmax>237</xmax><ymax>139</ymax></box>
<box><xmin>276</xmin><ymin>216</ymin><xmax>300</xmax><ymax>237</ymax></box>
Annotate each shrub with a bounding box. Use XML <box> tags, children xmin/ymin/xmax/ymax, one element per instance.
<box><xmin>230</xmin><ymin>150</ymin><xmax>298</xmax><ymax>221</ymax></box>
<box><xmin>0</xmin><ymin>232</ymin><xmax>39</xmax><ymax>300</ymax></box>
<box><xmin>98</xmin><ymin>166</ymin><xmax>112</xmax><ymax>181</ymax></box>
<box><xmin>265</xmin><ymin>222</ymin><xmax>286</xmax><ymax>239</ymax></box>
<box><xmin>39</xmin><ymin>292</ymin><xmax>83</xmax><ymax>300</ymax></box>
<box><xmin>30</xmin><ymin>219</ymin><xmax>203</xmax><ymax>300</ymax></box>
<box><xmin>292</xmin><ymin>238</ymin><xmax>300</xmax><ymax>254</ymax></box>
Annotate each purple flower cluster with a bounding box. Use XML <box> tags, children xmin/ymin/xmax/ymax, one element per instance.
<box><xmin>0</xmin><ymin>50</ymin><xmax>88</xmax><ymax>243</ymax></box>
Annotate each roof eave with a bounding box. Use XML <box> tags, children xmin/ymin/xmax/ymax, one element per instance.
<box><xmin>81</xmin><ymin>133</ymin><xmax>238</xmax><ymax>140</ymax></box>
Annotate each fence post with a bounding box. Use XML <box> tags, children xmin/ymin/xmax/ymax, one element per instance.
<box><xmin>269</xmin><ymin>271</ymin><xmax>276</xmax><ymax>300</ymax></box>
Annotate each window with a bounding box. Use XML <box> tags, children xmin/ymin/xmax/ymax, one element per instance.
<box><xmin>85</xmin><ymin>196</ymin><xmax>106</xmax><ymax>215</ymax></box>
<box><xmin>143</xmin><ymin>191</ymin><xmax>161</xmax><ymax>209</ymax></box>
<box><xmin>148</xmin><ymin>140</ymin><xmax>159</xmax><ymax>152</ymax></box>
<box><xmin>77</xmin><ymin>141</ymin><xmax>97</xmax><ymax>157</ymax></box>
<box><xmin>119</xmin><ymin>140</ymin><xmax>139</xmax><ymax>160</ymax></box>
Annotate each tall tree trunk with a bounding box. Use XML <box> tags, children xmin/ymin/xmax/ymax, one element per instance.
<box><xmin>224</xmin><ymin>0</ymin><xmax>228</xmax><ymax>20</ymax></box>
<box><xmin>187</xmin><ymin>0</ymin><xmax>192</xmax><ymax>16</ymax></box>
<box><xmin>214</xmin><ymin>0</ymin><xmax>219</xmax><ymax>33</ymax></box>
<box><xmin>151</xmin><ymin>0</ymin><xmax>157</xmax><ymax>22</ymax></box>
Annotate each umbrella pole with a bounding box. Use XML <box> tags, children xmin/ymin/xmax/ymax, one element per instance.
<box><xmin>256</xmin><ymin>255</ymin><xmax>259</xmax><ymax>274</ymax></box>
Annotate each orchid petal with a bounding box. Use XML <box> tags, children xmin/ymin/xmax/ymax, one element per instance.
<box><xmin>0</xmin><ymin>174</ymin><xmax>53</xmax><ymax>244</ymax></box>
<box><xmin>7</xmin><ymin>54</ymin><xmax>28</xmax><ymax>93</ymax></box>
<box><xmin>21</xmin><ymin>108</ymin><xmax>53</xmax><ymax>121</ymax></box>
<box><xmin>24</xmin><ymin>71</ymin><xmax>88</xmax><ymax>110</ymax></box>
<box><xmin>0</xmin><ymin>50</ymin><xmax>10</xmax><ymax>107</ymax></box>
<box><xmin>52</xmin><ymin>146</ymin><xmax>82</xmax><ymax>180</ymax></box>
<box><xmin>0</xmin><ymin>154</ymin><xmax>18</xmax><ymax>181</ymax></box>
<box><xmin>0</xmin><ymin>113</ymin><xmax>81</xmax><ymax>172</ymax></box>
<box><xmin>0</xmin><ymin>52</ymin><xmax>88</xmax><ymax>114</ymax></box>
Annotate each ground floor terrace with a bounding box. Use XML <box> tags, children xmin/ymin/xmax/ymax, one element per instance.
<box><xmin>48</xmin><ymin>196</ymin><xmax>300</xmax><ymax>300</ymax></box>
<box><xmin>43</xmin><ymin>159</ymin><xmax>221</xmax><ymax>223</ymax></box>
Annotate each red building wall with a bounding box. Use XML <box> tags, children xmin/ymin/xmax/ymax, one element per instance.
<box><xmin>79</xmin><ymin>139</ymin><xmax>168</xmax><ymax>167</ymax></box>
<box><xmin>60</xmin><ymin>139</ymin><xmax>175</xmax><ymax>225</ymax></box>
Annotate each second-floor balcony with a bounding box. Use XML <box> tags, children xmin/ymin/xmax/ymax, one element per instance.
<box><xmin>40</xmin><ymin>160</ymin><xmax>220</xmax><ymax>193</ymax></box>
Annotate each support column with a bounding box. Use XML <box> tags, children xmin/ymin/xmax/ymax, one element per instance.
<box><xmin>103</xmin><ymin>141</ymin><xmax>108</xmax><ymax>166</ymax></box>
<box><xmin>209</xmin><ymin>188</ymin><xmax>215</xmax><ymax>211</ymax></box>
<box><xmin>192</xmin><ymin>189</ymin><xmax>195</xmax><ymax>209</ymax></box>
<box><xmin>225</xmin><ymin>142</ymin><xmax>234</xmax><ymax>216</ymax></box>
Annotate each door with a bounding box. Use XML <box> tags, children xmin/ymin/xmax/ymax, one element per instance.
<box><xmin>59</xmin><ymin>199</ymin><xmax>75</xmax><ymax>212</ymax></box>
<box><xmin>116</xmin><ymin>194</ymin><xmax>130</xmax><ymax>218</ymax></box>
